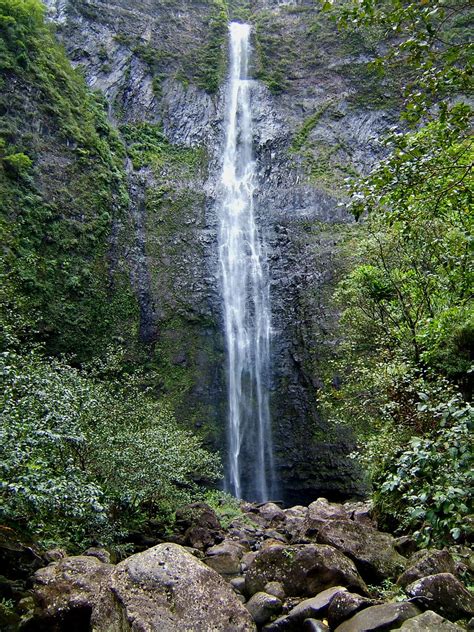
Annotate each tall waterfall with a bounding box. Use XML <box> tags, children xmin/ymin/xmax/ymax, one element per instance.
<box><xmin>219</xmin><ymin>22</ymin><xmax>276</xmax><ymax>502</ymax></box>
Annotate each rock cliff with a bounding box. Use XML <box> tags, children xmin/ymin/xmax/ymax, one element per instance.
<box><xmin>43</xmin><ymin>0</ymin><xmax>399</xmax><ymax>503</ymax></box>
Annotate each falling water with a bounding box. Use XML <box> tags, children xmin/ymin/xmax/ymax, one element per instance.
<box><xmin>219</xmin><ymin>22</ymin><xmax>276</xmax><ymax>502</ymax></box>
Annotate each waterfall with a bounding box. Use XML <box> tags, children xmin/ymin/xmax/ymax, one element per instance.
<box><xmin>219</xmin><ymin>22</ymin><xmax>276</xmax><ymax>502</ymax></box>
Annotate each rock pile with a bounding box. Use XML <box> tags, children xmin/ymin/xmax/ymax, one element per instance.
<box><xmin>18</xmin><ymin>499</ymin><xmax>474</xmax><ymax>631</ymax></box>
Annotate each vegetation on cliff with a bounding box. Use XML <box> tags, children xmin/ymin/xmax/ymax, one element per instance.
<box><xmin>319</xmin><ymin>0</ymin><xmax>473</xmax><ymax>547</ymax></box>
<box><xmin>0</xmin><ymin>0</ymin><xmax>221</xmax><ymax>551</ymax></box>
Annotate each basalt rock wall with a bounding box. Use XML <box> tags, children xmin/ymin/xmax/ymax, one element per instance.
<box><xmin>44</xmin><ymin>0</ymin><xmax>398</xmax><ymax>503</ymax></box>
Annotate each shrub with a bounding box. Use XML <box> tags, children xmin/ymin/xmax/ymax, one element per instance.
<box><xmin>0</xmin><ymin>349</ymin><xmax>222</xmax><ymax>550</ymax></box>
<box><xmin>3</xmin><ymin>152</ymin><xmax>32</xmax><ymax>174</ymax></box>
<box><xmin>374</xmin><ymin>394</ymin><xmax>473</xmax><ymax>547</ymax></box>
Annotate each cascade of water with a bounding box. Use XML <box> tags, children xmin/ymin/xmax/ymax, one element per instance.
<box><xmin>219</xmin><ymin>22</ymin><xmax>276</xmax><ymax>502</ymax></box>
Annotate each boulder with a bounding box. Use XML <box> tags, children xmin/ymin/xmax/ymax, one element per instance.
<box><xmin>231</xmin><ymin>576</ymin><xmax>247</xmax><ymax>594</ymax></box>
<box><xmin>334</xmin><ymin>602</ymin><xmax>421</xmax><ymax>632</ymax></box>
<box><xmin>299</xmin><ymin>499</ymin><xmax>348</xmax><ymax>540</ymax></box>
<box><xmin>262</xmin><ymin>614</ymin><xmax>330</xmax><ymax>632</ymax></box>
<box><xmin>92</xmin><ymin>543</ymin><xmax>256</xmax><ymax>631</ymax></box>
<box><xmin>245</xmin><ymin>544</ymin><xmax>368</xmax><ymax>598</ymax></box>
<box><xmin>262</xmin><ymin>614</ymin><xmax>294</xmax><ymax>631</ymax></box>
<box><xmin>399</xmin><ymin>610</ymin><xmax>466</xmax><ymax>631</ymax></box>
<box><xmin>264</xmin><ymin>581</ymin><xmax>286</xmax><ymax>601</ymax></box>
<box><xmin>28</xmin><ymin>555</ymin><xmax>113</xmax><ymax>629</ymax></box>
<box><xmin>258</xmin><ymin>503</ymin><xmax>286</xmax><ymax>525</ymax></box>
<box><xmin>261</xmin><ymin>538</ymin><xmax>288</xmax><ymax>551</ymax></box>
<box><xmin>173</xmin><ymin>502</ymin><xmax>224</xmax><ymax>550</ymax></box>
<box><xmin>263</xmin><ymin>530</ymin><xmax>288</xmax><ymax>543</ymax></box>
<box><xmin>405</xmin><ymin>572</ymin><xmax>474</xmax><ymax>620</ymax></box>
<box><xmin>327</xmin><ymin>591</ymin><xmax>380</xmax><ymax>629</ymax></box>
<box><xmin>302</xmin><ymin>621</ymin><xmax>330</xmax><ymax>632</ymax></box>
<box><xmin>44</xmin><ymin>549</ymin><xmax>67</xmax><ymax>563</ymax></box>
<box><xmin>282</xmin><ymin>506</ymin><xmax>308</xmax><ymax>541</ymax></box>
<box><xmin>397</xmin><ymin>549</ymin><xmax>457</xmax><ymax>588</ymax></box>
<box><xmin>343</xmin><ymin>501</ymin><xmax>376</xmax><ymax>528</ymax></box>
<box><xmin>241</xmin><ymin>551</ymin><xmax>258</xmax><ymax>571</ymax></box>
<box><xmin>395</xmin><ymin>536</ymin><xmax>418</xmax><ymax>557</ymax></box>
<box><xmin>246</xmin><ymin>591</ymin><xmax>283</xmax><ymax>625</ymax></box>
<box><xmin>83</xmin><ymin>547</ymin><xmax>111</xmax><ymax>564</ymax></box>
<box><xmin>286</xmin><ymin>586</ymin><xmax>347</xmax><ymax>623</ymax></box>
<box><xmin>204</xmin><ymin>540</ymin><xmax>246</xmax><ymax>575</ymax></box>
<box><xmin>317</xmin><ymin>519</ymin><xmax>406</xmax><ymax>581</ymax></box>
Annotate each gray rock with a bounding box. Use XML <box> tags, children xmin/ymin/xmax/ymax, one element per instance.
<box><xmin>395</xmin><ymin>536</ymin><xmax>418</xmax><ymax>557</ymax></box>
<box><xmin>83</xmin><ymin>547</ymin><xmax>111</xmax><ymax>564</ymax></box>
<box><xmin>399</xmin><ymin>610</ymin><xmax>465</xmax><ymax>631</ymax></box>
<box><xmin>327</xmin><ymin>591</ymin><xmax>380</xmax><ymax>628</ymax></box>
<box><xmin>406</xmin><ymin>572</ymin><xmax>474</xmax><ymax>620</ymax></box>
<box><xmin>204</xmin><ymin>540</ymin><xmax>246</xmax><ymax>576</ymax></box>
<box><xmin>245</xmin><ymin>544</ymin><xmax>368</xmax><ymax>597</ymax></box>
<box><xmin>317</xmin><ymin>519</ymin><xmax>406</xmax><ymax>581</ymax></box>
<box><xmin>299</xmin><ymin>498</ymin><xmax>349</xmax><ymax>540</ymax></box>
<box><xmin>232</xmin><ymin>576</ymin><xmax>247</xmax><ymax>594</ymax></box>
<box><xmin>91</xmin><ymin>543</ymin><xmax>256</xmax><ymax>631</ymax></box>
<box><xmin>246</xmin><ymin>591</ymin><xmax>283</xmax><ymax>625</ymax></box>
<box><xmin>287</xmin><ymin>586</ymin><xmax>347</xmax><ymax>622</ymax></box>
<box><xmin>262</xmin><ymin>615</ymin><xmax>295</xmax><ymax>632</ymax></box>
<box><xmin>174</xmin><ymin>502</ymin><xmax>224</xmax><ymax>551</ymax></box>
<box><xmin>334</xmin><ymin>602</ymin><xmax>421</xmax><ymax>632</ymax></box>
<box><xmin>264</xmin><ymin>581</ymin><xmax>286</xmax><ymax>601</ymax></box>
<box><xmin>397</xmin><ymin>549</ymin><xmax>457</xmax><ymax>588</ymax></box>
<box><xmin>241</xmin><ymin>551</ymin><xmax>258</xmax><ymax>572</ymax></box>
<box><xmin>343</xmin><ymin>501</ymin><xmax>376</xmax><ymax>528</ymax></box>
<box><xmin>258</xmin><ymin>503</ymin><xmax>286</xmax><ymax>525</ymax></box>
<box><xmin>282</xmin><ymin>506</ymin><xmax>308</xmax><ymax>541</ymax></box>
<box><xmin>31</xmin><ymin>556</ymin><xmax>113</xmax><ymax>628</ymax></box>
<box><xmin>43</xmin><ymin>548</ymin><xmax>67</xmax><ymax>563</ymax></box>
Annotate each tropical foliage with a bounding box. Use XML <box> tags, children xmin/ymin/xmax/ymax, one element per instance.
<box><xmin>0</xmin><ymin>0</ymin><xmax>222</xmax><ymax>552</ymax></box>
<box><xmin>319</xmin><ymin>0</ymin><xmax>473</xmax><ymax>546</ymax></box>
<box><xmin>0</xmin><ymin>347</ymin><xmax>221</xmax><ymax>550</ymax></box>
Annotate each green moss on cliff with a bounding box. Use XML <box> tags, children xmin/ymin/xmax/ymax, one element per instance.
<box><xmin>0</xmin><ymin>0</ymin><xmax>139</xmax><ymax>358</ymax></box>
<box><xmin>253</xmin><ymin>10</ymin><xmax>294</xmax><ymax>94</ymax></box>
<box><xmin>185</xmin><ymin>0</ymin><xmax>229</xmax><ymax>93</ymax></box>
<box><xmin>120</xmin><ymin>122</ymin><xmax>207</xmax><ymax>176</ymax></box>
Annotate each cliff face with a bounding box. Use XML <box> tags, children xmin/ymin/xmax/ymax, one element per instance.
<box><xmin>43</xmin><ymin>0</ymin><xmax>398</xmax><ymax>503</ymax></box>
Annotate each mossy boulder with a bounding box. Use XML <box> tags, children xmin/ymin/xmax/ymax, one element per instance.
<box><xmin>317</xmin><ymin>519</ymin><xmax>407</xmax><ymax>582</ymax></box>
<box><xmin>244</xmin><ymin>544</ymin><xmax>368</xmax><ymax>598</ymax></box>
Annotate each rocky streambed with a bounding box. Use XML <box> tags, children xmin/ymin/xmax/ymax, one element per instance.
<box><xmin>3</xmin><ymin>499</ymin><xmax>474</xmax><ymax>631</ymax></box>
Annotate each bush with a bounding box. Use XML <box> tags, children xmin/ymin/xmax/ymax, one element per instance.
<box><xmin>0</xmin><ymin>348</ymin><xmax>222</xmax><ymax>550</ymax></box>
<box><xmin>374</xmin><ymin>394</ymin><xmax>473</xmax><ymax>547</ymax></box>
<box><xmin>3</xmin><ymin>152</ymin><xmax>32</xmax><ymax>174</ymax></box>
<box><xmin>0</xmin><ymin>350</ymin><xmax>109</xmax><ymax>548</ymax></box>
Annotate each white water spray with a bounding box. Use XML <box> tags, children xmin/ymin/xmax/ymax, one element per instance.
<box><xmin>219</xmin><ymin>22</ymin><xmax>276</xmax><ymax>502</ymax></box>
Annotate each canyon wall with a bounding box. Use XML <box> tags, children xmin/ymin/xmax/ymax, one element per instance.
<box><xmin>43</xmin><ymin>0</ymin><xmax>399</xmax><ymax>503</ymax></box>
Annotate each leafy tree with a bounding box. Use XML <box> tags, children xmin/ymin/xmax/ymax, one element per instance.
<box><xmin>0</xmin><ymin>348</ymin><xmax>222</xmax><ymax>550</ymax></box>
<box><xmin>318</xmin><ymin>0</ymin><xmax>473</xmax><ymax>546</ymax></box>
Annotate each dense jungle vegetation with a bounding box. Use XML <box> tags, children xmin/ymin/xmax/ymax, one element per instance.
<box><xmin>0</xmin><ymin>0</ymin><xmax>223</xmax><ymax>552</ymax></box>
<box><xmin>0</xmin><ymin>0</ymin><xmax>472</xmax><ymax>563</ymax></box>
<box><xmin>319</xmin><ymin>0</ymin><xmax>473</xmax><ymax>547</ymax></box>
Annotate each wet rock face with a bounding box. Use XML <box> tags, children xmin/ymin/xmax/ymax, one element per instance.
<box><xmin>46</xmin><ymin>0</ymin><xmax>395</xmax><ymax>502</ymax></box>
